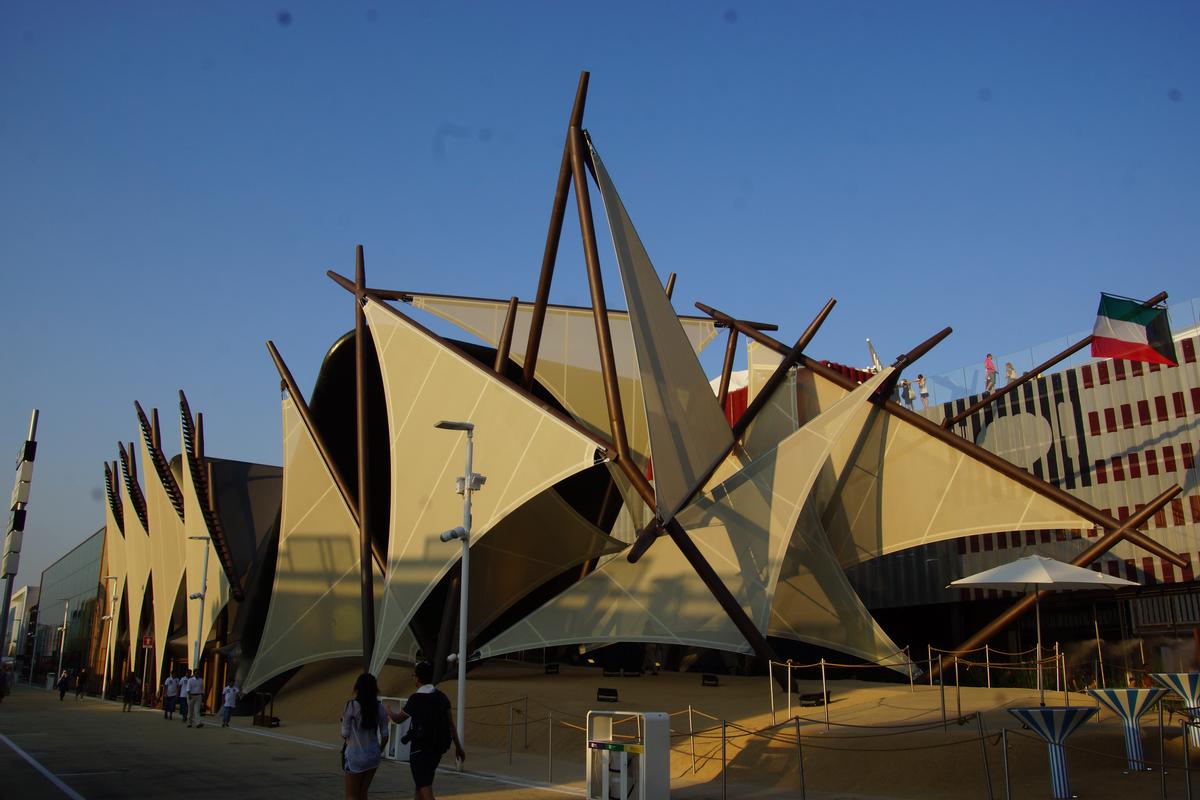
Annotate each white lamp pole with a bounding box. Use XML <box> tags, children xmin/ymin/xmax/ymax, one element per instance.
<box><xmin>188</xmin><ymin>536</ymin><xmax>210</xmax><ymax>670</ymax></box>
<box><xmin>434</xmin><ymin>420</ymin><xmax>484</xmax><ymax>767</ymax></box>
<box><xmin>55</xmin><ymin>600</ymin><xmax>69</xmax><ymax>678</ymax></box>
<box><xmin>100</xmin><ymin>575</ymin><xmax>118</xmax><ymax>698</ymax></box>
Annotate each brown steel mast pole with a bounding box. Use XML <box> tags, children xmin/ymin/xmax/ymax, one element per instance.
<box><xmin>493</xmin><ymin>296</ymin><xmax>520</xmax><ymax>374</ymax></box>
<box><xmin>354</xmin><ymin>246</ymin><xmax>376</xmax><ymax>670</ymax></box>
<box><xmin>664</xmin><ymin>272</ymin><xmax>677</xmax><ymax>300</ymax></box>
<box><xmin>523</xmin><ymin>72</ymin><xmax>590</xmax><ymax>390</ymax></box>
<box><xmin>929</xmin><ymin>484</ymin><xmax>1181</xmax><ymax>681</ymax></box>
<box><xmin>716</xmin><ymin>329</ymin><xmax>739</xmax><ymax>408</ymax></box>
<box><xmin>942</xmin><ymin>291</ymin><xmax>1168</xmax><ymax>429</ymax></box>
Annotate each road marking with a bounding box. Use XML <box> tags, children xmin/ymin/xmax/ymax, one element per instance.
<box><xmin>0</xmin><ymin>733</ymin><xmax>88</xmax><ymax>800</ymax></box>
<box><xmin>56</xmin><ymin>771</ymin><xmax>124</xmax><ymax>777</ymax></box>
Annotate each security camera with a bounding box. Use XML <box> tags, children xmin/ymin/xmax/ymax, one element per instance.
<box><xmin>439</xmin><ymin>526</ymin><xmax>467</xmax><ymax>543</ymax></box>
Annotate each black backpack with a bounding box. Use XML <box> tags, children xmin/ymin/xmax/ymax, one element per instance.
<box><xmin>405</xmin><ymin>691</ymin><xmax>452</xmax><ymax>755</ymax></box>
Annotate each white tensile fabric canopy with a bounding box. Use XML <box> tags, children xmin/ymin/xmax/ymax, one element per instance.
<box><xmin>245</xmin><ymin>396</ymin><xmax>390</xmax><ymax>690</ymax></box>
<box><xmin>120</xmin><ymin>462</ymin><xmax>151</xmax><ymax>666</ymax></box>
<box><xmin>179</xmin><ymin>428</ymin><xmax>230</xmax><ymax>674</ymax></box>
<box><xmin>364</xmin><ymin>298</ymin><xmax>607</xmax><ymax>675</ymax></box>
<box><xmin>101</xmin><ymin>495</ymin><xmax>126</xmax><ymax>683</ymax></box>
<box><xmin>480</xmin><ymin>371</ymin><xmax>908</xmax><ymax>669</ymax></box>
<box><xmin>588</xmin><ymin>136</ymin><xmax>734</xmax><ymax>521</ymax></box>
<box><xmin>140</xmin><ymin>436</ymin><xmax>187</xmax><ymax>680</ymax></box>
<box><xmin>406</xmin><ymin>294</ymin><xmax>718</xmax><ymax>468</ymax></box>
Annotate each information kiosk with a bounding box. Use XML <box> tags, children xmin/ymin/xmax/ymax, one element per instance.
<box><xmin>586</xmin><ymin>710</ymin><xmax>669</xmax><ymax>799</ymax></box>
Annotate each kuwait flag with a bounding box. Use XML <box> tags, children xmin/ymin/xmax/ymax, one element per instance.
<box><xmin>1091</xmin><ymin>293</ymin><xmax>1177</xmax><ymax>366</ymax></box>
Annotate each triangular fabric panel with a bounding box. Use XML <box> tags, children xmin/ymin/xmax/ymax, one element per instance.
<box><xmin>364</xmin><ymin>299</ymin><xmax>605</xmax><ymax>674</ymax></box>
<box><xmin>588</xmin><ymin>137</ymin><xmax>734</xmax><ymax>520</ymax></box>
<box><xmin>101</xmin><ymin>507</ymin><xmax>126</xmax><ymax>683</ymax></box>
<box><xmin>408</xmin><ymin>294</ymin><xmax>718</xmax><ymax>467</ymax></box>
<box><xmin>140</xmin><ymin>437</ymin><xmax>186</xmax><ymax>680</ymax></box>
<box><xmin>179</xmin><ymin>433</ymin><xmax>230</xmax><ymax>668</ymax></box>
<box><xmin>245</xmin><ymin>396</ymin><xmax>382</xmax><ymax>690</ymax></box>
<box><xmin>813</xmin><ymin>375</ymin><xmax>1091</xmax><ymax>567</ymax></box>
<box><xmin>481</xmin><ymin>374</ymin><xmax>898</xmax><ymax>664</ymax></box>
<box><xmin>468</xmin><ymin>487</ymin><xmax>624</xmax><ymax>644</ymax></box>
<box><xmin>120</xmin><ymin>477</ymin><xmax>150</xmax><ymax>668</ymax></box>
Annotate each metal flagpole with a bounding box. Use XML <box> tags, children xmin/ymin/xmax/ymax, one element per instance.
<box><xmin>55</xmin><ymin>600</ymin><xmax>69</xmax><ymax>678</ymax></box>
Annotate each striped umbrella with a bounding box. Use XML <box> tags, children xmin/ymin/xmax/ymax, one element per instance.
<box><xmin>1088</xmin><ymin>688</ymin><xmax>1167</xmax><ymax>771</ymax></box>
<box><xmin>1009</xmin><ymin>706</ymin><xmax>1097</xmax><ymax>799</ymax></box>
<box><xmin>1151</xmin><ymin>673</ymin><xmax>1200</xmax><ymax>747</ymax></box>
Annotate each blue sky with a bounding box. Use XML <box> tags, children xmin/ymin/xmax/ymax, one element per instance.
<box><xmin>3</xmin><ymin>2</ymin><xmax>1197</xmax><ymax>584</ymax></box>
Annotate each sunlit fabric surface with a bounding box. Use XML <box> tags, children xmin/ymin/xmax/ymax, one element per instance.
<box><xmin>101</xmin><ymin>497</ymin><xmax>126</xmax><ymax>682</ymax></box>
<box><xmin>140</xmin><ymin>436</ymin><xmax>186</xmax><ymax>679</ymax></box>
<box><xmin>119</xmin><ymin>462</ymin><xmax>151</xmax><ymax>671</ymax></box>
<box><xmin>179</xmin><ymin>429</ymin><xmax>230</xmax><ymax>672</ymax></box>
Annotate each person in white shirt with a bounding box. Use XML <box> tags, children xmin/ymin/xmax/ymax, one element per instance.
<box><xmin>186</xmin><ymin>671</ymin><xmax>204</xmax><ymax>728</ymax></box>
<box><xmin>177</xmin><ymin>671</ymin><xmax>190</xmax><ymax>725</ymax></box>
<box><xmin>162</xmin><ymin>674</ymin><xmax>179</xmax><ymax>720</ymax></box>
<box><xmin>220</xmin><ymin>682</ymin><xmax>239</xmax><ymax>728</ymax></box>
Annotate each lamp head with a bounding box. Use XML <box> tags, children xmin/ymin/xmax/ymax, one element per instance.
<box><xmin>434</xmin><ymin>420</ymin><xmax>474</xmax><ymax>432</ymax></box>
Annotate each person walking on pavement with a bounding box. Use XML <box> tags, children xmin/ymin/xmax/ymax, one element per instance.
<box><xmin>385</xmin><ymin>661</ymin><xmax>465</xmax><ymax>800</ymax></box>
<box><xmin>56</xmin><ymin>670</ymin><xmax>69</xmax><ymax>701</ymax></box>
<box><xmin>220</xmin><ymin>680</ymin><xmax>239</xmax><ymax>727</ymax></box>
<box><xmin>75</xmin><ymin>668</ymin><xmax>88</xmax><ymax>700</ymax></box>
<box><xmin>339</xmin><ymin>672</ymin><xmax>389</xmax><ymax>800</ymax></box>
<box><xmin>186</xmin><ymin>669</ymin><xmax>204</xmax><ymax>727</ymax></box>
<box><xmin>178</xmin><ymin>669</ymin><xmax>190</xmax><ymax>724</ymax></box>
<box><xmin>122</xmin><ymin>672</ymin><xmax>137</xmax><ymax>712</ymax></box>
<box><xmin>163</xmin><ymin>673</ymin><xmax>178</xmax><ymax>719</ymax></box>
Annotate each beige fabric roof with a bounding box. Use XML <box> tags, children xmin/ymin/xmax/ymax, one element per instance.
<box><xmin>178</xmin><ymin>430</ymin><xmax>230</xmax><ymax>669</ymax></box>
<box><xmin>589</xmin><ymin>137</ymin><xmax>733</xmax><ymax>520</ymax></box>
<box><xmin>120</xmin><ymin>469</ymin><xmax>150</xmax><ymax>660</ymax></box>
<box><xmin>364</xmin><ymin>298</ymin><xmax>607</xmax><ymax>675</ymax></box>
<box><xmin>140</xmin><ymin>436</ymin><xmax>186</xmax><ymax>679</ymax></box>
<box><xmin>407</xmin><ymin>295</ymin><xmax>718</xmax><ymax>467</ymax></box>
<box><xmin>810</xmin><ymin>374</ymin><xmax>1092</xmax><ymax>567</ymax></box>
<box><xmin>468</xmin><ymin>487</ymin><xmax>624</xmax><ymax>643</ymax></box>
<box><xmin>101</xmin><ymin>507</ymin><xmax>126</xmax><ymax>682</ymax></box>
<box><xmin>244</xmin><ymin>396</ymin><xmax>380</xmax><ymax>690</ymax></box>
<box><xmin>480</xmin><ymin>372</ymin><xmax>904</xmax><ymax>668</ymax></box>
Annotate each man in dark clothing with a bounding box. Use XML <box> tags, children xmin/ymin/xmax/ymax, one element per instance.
<box><xmin>386</xmin><ymin>661</ymin><xmax>465</xmax><ymax>800</ymax></box>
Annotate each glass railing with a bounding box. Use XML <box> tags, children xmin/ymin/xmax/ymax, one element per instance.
<box><xmin>921</xmin><ymin>295</ymin><xmax>1200</xmax><ymax>408</ymax></box>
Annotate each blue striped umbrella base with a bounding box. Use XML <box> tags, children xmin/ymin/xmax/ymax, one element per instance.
<box><xmin>1088</xmin><ymin>688</ymin><xmax>1168</xmax><ymax>771</ymax></box>
<box><xmin>1009</xmin><ymin>706</ymin><xmax>1097</xmax><ymax>799</ymax></box>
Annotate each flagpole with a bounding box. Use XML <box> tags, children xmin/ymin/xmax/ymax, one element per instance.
<box><xmin>942</xmin><ymin>290</ymin><xmax>1168</xmax><ymax>429</ymax></box>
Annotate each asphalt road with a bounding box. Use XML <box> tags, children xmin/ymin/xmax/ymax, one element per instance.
<box><xmin>0</xmin><ymin>686</ymin><xmax>572</xmax><ymax>799</ymax></box>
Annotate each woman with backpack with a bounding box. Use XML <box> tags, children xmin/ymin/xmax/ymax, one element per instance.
<box><xmin>385</xmin><ymin>661</ymin><xmax>465</xmax><ymax>800</ymax></box>
<box><xmin>340</xmin><ymin>673</ymin><xmax>390</xmax><ymax>800</ymax></box>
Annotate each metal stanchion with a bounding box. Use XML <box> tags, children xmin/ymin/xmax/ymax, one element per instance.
<box><xmin>820</xmin><ymin>659</ymin><xmax>829</xmax><ymax>731</ymax></box>
<box><xmin>939</xmin><ymin>655</ymin><xmax>947</xmax><ymax>731</ymax></box>
<box><xmin>1061</xmin><ymin>653</ymin><xmax>1068</xmax><ymax>708</ymax></box>
<box><xmin>721</xmin><ymin>719</ymin><xmax>728</xmax><ymax>800</ymax></box>
<box><xmin>795</xmin><ymin>716</ymin><xmax>806</xmax><ymax>800</ymax></box>
<box><xmin>907</xmin><ymin>646</ymin><xmax>915</xmax><ymax>693</ymax></box>
<box><xmin>688</xmin><ymin>705</ymin><xmax>696</xmax><ymax>774</ymax></box>
<box><xmin>1185</xmin><ymin>722</ymin><xmax>1193</xmax><ymax>800</ymax></box>
<box><xmin>507</xmin><ymin>706</ymin><xmax>513</xmax><ymax>765</ymax></box>
<box><xmin>986</xmin><ymin>645</ymin><xmax>991</xmax><ymax>689</ymax></box>
<box><xmin>1055</xmin><ymin>642</ymin><xmax>1061</xmax><ymax>692</ymax></box>
<box><xmin>977</xmin><ymin>713</ymin><xmax>993</xmax><ymax>800</ymax></box>
<box><xmin>1161</xmin><ymin>702</ymin><xmax>1168</xmax><ymax>800</ymax></box>
<box><xmin>769</xmin><ymin>661</ymin><xmax>776</xmax><ymax>725</ymax></box>
<box><xmin>929</xmin><ymin>645</ymin><xmax>934</xmax><ymax>687</ymax></box>
<box><xmin>955</xmin><ymin>658</ymin><xmax>962</xmax><ymax>719</ymax></box>
<box><xmin>523</xmin><ymin>695</ymin><xmax>528</xmax><ymax>749</ymax></box>
<box><xmin>787</xmin><ymin>661</ymin><xmax>793</xmax><ymax>723</ymax></box>
<box><xmin>1001</xmin><ymin>729</ymin><xmax>1011</xmax><ymax>800</ymax></box>
<box><xmin>547</xmin><ymin>712</ymin><xmax>553</xmax><ymax>784</ymax></box>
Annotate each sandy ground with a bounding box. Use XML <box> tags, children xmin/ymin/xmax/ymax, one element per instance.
<box><xmin>2</xmin><ymin>662</ymin><xmax>1196</xmax><ymax>798</ymax></box>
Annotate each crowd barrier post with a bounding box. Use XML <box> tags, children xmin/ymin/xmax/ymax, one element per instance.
<box><xmin>523</xmin><ymin>695</ymin><xmax>529</xmax><ymax>749</ymax></box>
<box><xmin>1001</xmin><ymin>729</ymin><xmax>1011</xmax><ymax>800</ymax></box>
<box><xmin>547</xmin><ymin>712</ymin><xmax>553</xmax><ymax>784</ymax></box>
<box><xmin>1160</xmin><ymin>702</ymin><xmax>1167</xmax><ymax>799</ymax></box>
<box><xmin>820</xmin><ymin>659</ymin><xmax>830</xmax><ymax>731</ymax></box>
<box><xmin>928</xmin><ymin>645</ymin><xmax>934</xmax><ymax>687</ymax></box>
<box><xmin>795</xmin><ymin>716</ymin><xmax>806</xmax><ymax>800</ymax></box>
<box><xmin>721</xmin><ymin>719</ymin><xmax>727</xmax><ymax>800</ymax></box>
<box><xmin>769</xmin><ymin>661</ymin><xmax>776</xmax><ymax>725</ymax></box>
<box><xmin>908</xmin><ymin>647</ymin><xmax>915</xmax><ymax>694</ymax></box>
<box><xmin>688</xmin><ymin>704</ymin><xmax>697</xmax><ymax>774</ymax></box>
<box><xmin>976</xmin><ymin>712</ymin><xmax>993</xmax><ymax>800</ymax></box>
<box><xmin>1054</xmin><ymin>643</ymin><xmax>1061</xmax><ymax>692</ymax></box>
<box><xmin>1060</xmin><ymin>654</ymin><xmax>1068</xmax><ymax>708</ymax></box>
<box><xmin>955</xmin><ymin>657</ymin><xmax>962</xmax><ymax>719</ymax></box>
<box><xmin>507</xmin><ymin>706</ymin><xmax>514</xmax><ymax>765</ymax></box>
<box><xmin>1184</xmin><ymin>722</ymin><xmax>1193</xmax><ymax>800</ymax></box>
<box><xmin>939</xmin><ymin>655</ymin><xmax>947</xmax><ymax>731</ymax></box>
<box><xmin>787</xmin><ymin>661</ymin><xmax>793</xmax><ymax>722</ymax></box>
<box><xmin>985</xmin><ymin>645</ymin><xmax>991</xmax><ymax>689</ymax></box>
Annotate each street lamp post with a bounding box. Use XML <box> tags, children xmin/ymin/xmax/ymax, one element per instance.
<box><xmin>188</xmin><ymin>536</ymin><xmax>210</xmax><ymax>671</ymax></box>
<box><xmin>55</xmin><ymin>600</ymin><xmax>69</xmax><ymax>679</ymax></box>
<box><xmin>435</xmin><ymin>420</ymin><xmax>485</xmax><ymax>767</ymax></box>
<box><xmin>100</xmin><ymin>575</ymin><xmax>118</xmax><ymax>699</ymax></box>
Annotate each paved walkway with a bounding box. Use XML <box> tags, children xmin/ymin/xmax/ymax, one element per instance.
<box><xmin>0</xmin><ymin>686</ymin><xmax>576</xmax><ymax>799</ymax></box>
